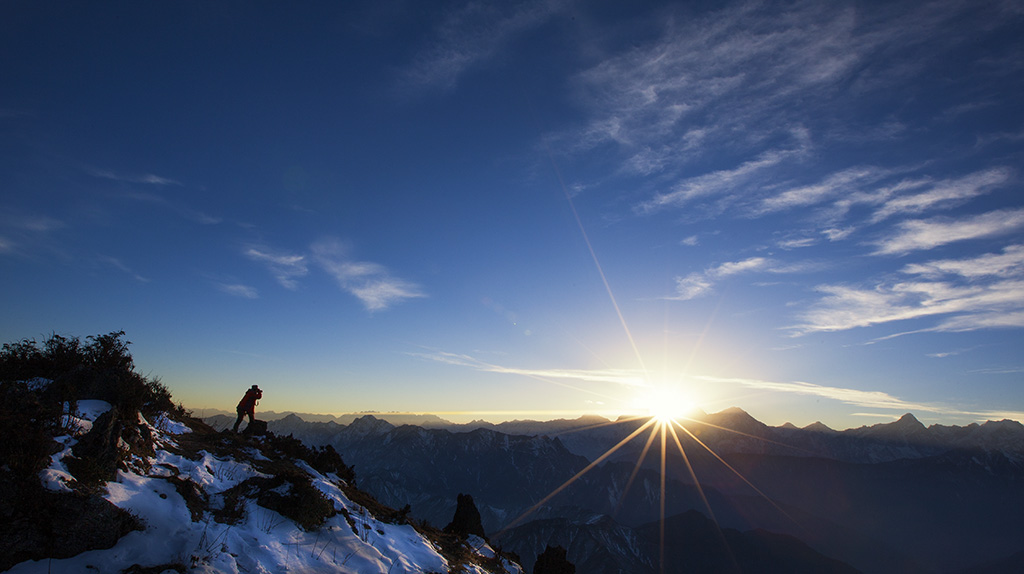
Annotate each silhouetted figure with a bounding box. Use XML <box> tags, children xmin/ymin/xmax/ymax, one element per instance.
<box><xmin>232</xmin><ymin>385</ymin><xmax>262</xmax><ymax>432</ymax></box>
<box><xmin>444</xmin><ymin>493</ymin><xmax>486</xmax><ymax>539</ymax></box>
<box><xmin>534</xmin><ymin>545</ymin><xmax>575</xmax><ymax>574</ymax></box>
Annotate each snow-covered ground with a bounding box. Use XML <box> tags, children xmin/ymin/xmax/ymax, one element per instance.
<box><xmin>12</xmin><ymin>403</ymin><xmax>521</xmax><ymax>574</ymax></box>
<box><xmin>38</xmin><ymin>399</ymin><xmax>114</xmax><ymax>493</ymax></box>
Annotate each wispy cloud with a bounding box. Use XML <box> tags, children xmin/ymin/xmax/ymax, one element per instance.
<box><xmin>89</xmin><ymin>168</ymin><xmax>181</xmax><ymax>186</ymax></box>
<box><xmin>567</xmin><ymin>2</ymin><xmax>869</xmax><ymax>160</ymax></box>
<box><xmin>668</xmin><ymin>257</ymin><xmax>807</xmax><ymax>301</ymax></box>
<box><xmin>555</xmin><ymin>0</ymin><xmax>1017</xmax><ymax>232</ymax></box>
<box><xmin>756</xmin><ymin>166</ymin><xmax>890</xmax><ymax>215</ymax></box>
<box><xmin>694</xmin><ymin>374</ymin><xmax>1024</xmax><ymax>421</ymax></box>
<box><xmin>399</xmin><ymin>0</ymin><xmax>567</xmax><ymax>94</ymax></box>
<box><xmin>777</xmin><ymin>237</ymin><xmax>817</xmax><ymax>250</ymax></box>
<box><xmin>0</xmin><ymin>210</ymin><xmax>67</xmax><ymax>258</ymax></box>
<box><xmin>124</xmin><ymin>191</ymin><xmax>222</xmax><ymax>225</ymax></box>
<box><xmin>413</xmin><ymin>350</ymin><xmax>647</xmax><ymax>387</ymax></box>
<box><xmin>311</xmin><ymin>238</ymin><xmax>426</xmax><ymax>311</ymax></box>
<box><xmin>868</xmin><ymin>167</ymin><xmax>1011</xmax><ymax>223</ymax></box>
<box><xmin>98</xmin><ymin>255</ymin><xmax>149</xmax><ymax>283</ymax></box>
<box><xmin>794</xmin><ymin>244</ymin><xmax>1024</xmax><ymax>335</ymax></box>
<box><xmin>345</xmin><ymin>279</ymin><xmax>425</xmax><ymax>312</ymax></box>
<box><xmin>245</xmin><ymin>247</ymin><xmax>308</xmax><ymax>290</ymax></box>
<box><xmin>693</xmin><ymin>374</ymin><xmax>934</xmax><ymax>412</ymax></box>
<box><xmin>872</xmin><ymin>208</ymin><xmax>1024</xmax><ymax>255</ymax></box>
<box><xmin>565</xmin><ymin>0</ymin><xmax>989</xmax><ymax>168</ymax></box>
<box><xmin>747</xmin><ymin>166</ymin><xmax>1010</xmax><ymax>234</ymax></box>
<box><xmin>240</xmin><ymin>238</ymin><xmax>425</xmax><ymax>311</ymax></box>
<box><xmin>903</xmin><ymin>244</ymin><xmax>1024</xmax><ymax>279</ymax></box>
<box><xmin>18</xmin><ymin>215</ymin><xmax>66</xmax><ymax>233</ymax></box>
<box><xmin>217</xmin><ymin>283</ymin><xmax>259</xmax><ymax>299</ymax></box>
<box><xmin>92</xmin><ymin>165</ymin><xmax>222</xmax><ymax>225</ymax></box>
<box><xmin>636</xmin><ymin>139</ymin><xmax>808</xmax><ymax>214</ymax></box>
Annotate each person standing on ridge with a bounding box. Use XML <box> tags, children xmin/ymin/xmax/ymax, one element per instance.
<box><xmin>233</xmin><ymin>384</ymin><xmax>262</xmax><ymax>432</ymax></box>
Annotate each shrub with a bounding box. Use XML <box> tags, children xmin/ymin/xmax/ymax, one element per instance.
<box><xmin>0</xmin><ymin>339</ymin><xmax>47</xmax><ymax>381</ymax></box>
<box><xmin>0</xmin><ymin>382</ymin><xmax>62</xmax><ymax>480</ymax></box>
<box><xmin>215</xmin><ymin>472</ymin><xmax>337</xmax><ymax>531</ymax></box>
<box><xmin>257</xmin><ymin>473</ymin><xmax>337</xmax><ymax>531</ymax></box>
<box><xmin>259</xmin><ymin>432</ymin><xmax>355</xmax><ymax>483</ymax></box>
<box><xmin>0</xmin><ymin>331</ymin><xmax>173</xmax><ymax>420</ymax></box>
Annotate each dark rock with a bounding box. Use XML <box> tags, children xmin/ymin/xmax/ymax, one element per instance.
<box><xmin>0</xmin><ymin>481</ymin><xmax>142</xmax><ymax>571</ymax></box>
<box><xmin>243</xmin><ymin>419</ymin><xmax>268</xmax><ymax>436</ymax></box>
<box><xmin>534</xmin><ymin>545</ymin><xmax>575</xmax><ymax>574</ymax></box>
<box><xmin>445</xmin><ymin>493</ymin><xmax>486</xmax><ymax>539</ymax></box>
<box><xmin>70</xmin><ymin>406</ymin><xmax>125</xmax><ymax>485</ymax></box>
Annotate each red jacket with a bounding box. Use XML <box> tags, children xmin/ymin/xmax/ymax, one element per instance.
<box><xmin>237</xmin><ymin>388</ymin><xmax>262</xmax><ymax>413</ymax></box>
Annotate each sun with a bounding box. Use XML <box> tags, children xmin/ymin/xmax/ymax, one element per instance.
<box><xmin>633</xmin><ymin>385</ymin><xmax>700</xmax><ymax>423</ymax></box>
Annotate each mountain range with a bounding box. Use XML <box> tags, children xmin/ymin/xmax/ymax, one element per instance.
<box><xmin>199</xmin><ymin>408</ymin><xmax>1024</xmax><ymax>574</ymax></box>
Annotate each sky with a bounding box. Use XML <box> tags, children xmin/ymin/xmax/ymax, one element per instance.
<box><xmin>2</xmin><ymin>0</ymin><xmax>1023</xmax><ymax>429</ymax></box>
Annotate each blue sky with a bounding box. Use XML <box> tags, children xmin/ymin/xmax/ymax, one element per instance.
<box><xmin>2</xmin><ymin>0</ymin><xmax>1023</xmax><ymax>428</ymax></box>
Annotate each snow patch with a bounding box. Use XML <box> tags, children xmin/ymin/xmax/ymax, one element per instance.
<box><xmin>76</xmin><ymin>399</ymin><xmax>113</xmax><ymax>421</ymax></box>
<box><xmin>38</xmin><ymin>434</ymin><xmax>76</xmax><ymax>493</ymax></box>
<box><xmin>151</xmin><ymin>413</ymin><xmax>192</xmax><ymax>435</ymax></box>
<box><xmin>20</xmin><ymin>377</ymin><xmax>52</xmax><ymax>390</ymax></box>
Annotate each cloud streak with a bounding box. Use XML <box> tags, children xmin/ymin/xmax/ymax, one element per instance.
<box><xmin>245</xmin><ymin>247</ymin><xmax>308</xmax><ymax>290</ymax></box>
<box><xmin>694</xmin><ymin>374</ymin><xmax>934</xmax><ymax>412</ymax></box>
<box><xmin>412</xmin><ymin>350</ymin><xmax>648</xmax><ymax>388</ymax></box>
<box><xmin>399</xmin><ymin>0</ymin><xmax>567</xmax><ymax>94</ymax></box>
<box><xmin>124</xmin><ymin>191</ymin><xmax>222</xmax><ymax>225</ymax></box>
<box><xmin>311</xmin><ymin>238</ymin><xmax>426</xmax><ymax>311</ymax></box>
<box><xmin>693</xmin><ymin>374</ymin><xmax>1024</xmax><ymax>421</ymax></box>
<box><xmin>218</xmin><ymin>283</ymin><xmax>259</xmax><ymax>299</ymax></box>
<box><xmin>794</xmin><ymin>244</ymin><xmax>1024</xmax><ymax>335</ymax></box>
<box><xmin>562</xmin><ymin>0</ymin><xmax>998</xmax><ymax>182</ymax></box>
<box><xmin>755</xmin><ymin>166</ymin><xmax>893</xmax><ymax>216</ymax></box>
<box><xmin>90</xmin><ymin>168</ymin><xmax>181</xmax><ymax>186</ymax></box>
<box><xmin>637</xmin><ymin>140</ymin><xmax>810</xmax><ymax>214</ymax></box>
<box><xmin>242</xmin><ymin>239</ymin><xmax>425</xmax><ymax>311</ymax></box>
<box><xmin>872</xmin><ymin>208</ymin><xmax>1024</xmax><ymax>255</ymax></box>
<box><xmin>668</xmin><ymin>257</ymin><xmax>808</xmax><ymax>301</ymax></box>
<box><xmin>98</xmin><ymin>255</ymin><xmax>150</xmax><ymax>283</ymax></box>
<box><xmin>868</xmin><ymin>167</ymin><xmax>1011</xmax><ymax>223</ymax></box>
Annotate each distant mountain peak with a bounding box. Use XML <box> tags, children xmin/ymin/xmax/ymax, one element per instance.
<box><xmin>347</xmin><ymin>414</ymin><xmax>395</xmax><ymax>435</ymax></box>
<box><xmin>803</xmin><ymin>421</ymin><xmax>837</xmax><ymax>433</ymax></box>
<box><xmin>891</xmin><ymin>413</ymin><xmax>926</xmax><ymax>432</ymax></box>
<box><xmin>712</xmin><ymin>407</ymin><xmax>764</xmax><ymax>427</ymax></box>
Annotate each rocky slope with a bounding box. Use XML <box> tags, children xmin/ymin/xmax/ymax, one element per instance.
<box><xmin>0</xmin><ymin>333</ymin><xmax>522</xmax><ymax>574</ymax></box>
<box><xmin>2</xmin><ymin>392</ymin><xmax>522</xmax><ymax>573</ymax></box>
